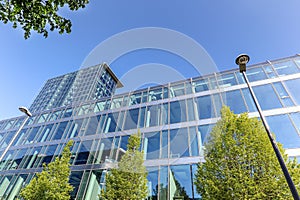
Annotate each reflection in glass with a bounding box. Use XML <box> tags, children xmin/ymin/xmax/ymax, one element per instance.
<box><xmin>170</xmin><ymin>100</ymin><xmax>187</xmax><ymax>124</ymax></box>
<box><xmin>146</xmin><ymin>167</ymin><xmax>158</xmax><ymax>200</ymax></box>
<box><xmin>170</xmin><ymin>128</ymin><xmax>189</xmax><ymax>158</ymax></box>
<box><xmin>273</xmin><ymin>60</ymin><xmax>300</xmax><ymax>75</ymax></box>
<box><xmin>144</xmin><ymin>132</ymin><xmax>160</xmax><ymax>160</ymax></box>
<box><xmin>253</xmin><ymin>84</ymin><xmax>282</xmax><ymax>110</ymax></box>
<box><xmin>170</xmin><ymin>165</ymin><xmax>193</xmax><ymax>199</ymax></box>
<box><xmin>285</xmin><ymin>78</ymin><xmax>300</xmax><ymax>105</ymax></box>
<box><xmin>224</xmin><ymin>90</ymin><xmax>247</xmax><ymax>114</ymax></box>
<box><xmin>267</xmin><ymin>114</ymin><xmax>300</xmax><ymax>148</ymax></box>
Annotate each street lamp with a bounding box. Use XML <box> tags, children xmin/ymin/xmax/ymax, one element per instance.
<box><xmin>236</xmin><ymin>54</ymin><xmax>300</xmax><ymax>200</ymax></box>
<box><xmin>0</xmin><ymin>107</ymin><xmax>32</xmax><ymax>162</ymax></box>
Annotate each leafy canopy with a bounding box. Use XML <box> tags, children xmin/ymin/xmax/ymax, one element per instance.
<box><xmin>0</xmin><ymin>0</ymin><xmax>89</xmax><ymax>39</ymax></box>
<box><xmin>100</xmin><ymin>132</ymin><xmax>148</xmax><ymax>200</ymax></box>
<box><xmin>195</xmin><ymin>106</ymin><xmax>300</xmax><ymax>200</ymax></box>
<box><xmin>20</xmin><ymin>140</ymin><xmax>74</xmax><ymax>200</ymax></box>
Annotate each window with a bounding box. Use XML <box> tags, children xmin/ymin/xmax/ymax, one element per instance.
<box><xmin>224</xmin><ymin>90</ymin><xmax>247</xmax><ymax>114</ymax></box>
<box><xmin>170</xmin><ymin>100</ymin><xmax>187</xmax><ymax>124</ymax></box>
<box><xmin>144</xmin><ymin>132</ymin><xmax>160</xmax><ymax>160</ymax></box>
<box><xmin>170</xmin><ymin>128</ymin><xmax>189</xmax><ymax>158</ymax></box>
<box><xmin>267</xmin><ymin>114</ymin><xmax>300</xmax><ymax>148</ymax></box>
<box><xmin>253</xmin><ymin>84</ymin><xmax>282</xmax><ymax>110</ymax></box>
<box><xmin>197</xmin><ymin>95</ymin><xmax>215</xmax><ymax>119</ymax></box>
<box><xmin>123</xmin><ymin>108</ymin><xmax>139</xmax><ymax>130</ymax></box>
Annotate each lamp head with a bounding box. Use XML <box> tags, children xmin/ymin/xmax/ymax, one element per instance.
<box><xmin>19</xmin><ymin>106</ymin><xmax>32</xmax><ymax>117</ymax></box>
<box><xmin>235</xmin><ymin>54</ymin><xmax>250</xmax><ymax>73</ymax></box>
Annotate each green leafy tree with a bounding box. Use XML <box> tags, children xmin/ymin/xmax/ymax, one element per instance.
<box><xmin>195</xmin><ymin>106</ymin><xmax>300</xmax><ymax>200</ymax></box>
<box><xmin>100</xmin><ymin>132</ymin><xmax>148</xmax><ymax>200</ymax></box>
<box><xmin>0</xmin><ymin>0</ymin><xmax>89</xmax><ymax>39</ymax></box>
<box><xmin>20</xmin><ymin>140</ymin><xmax>74</xmax><ymax>200</ymax></box>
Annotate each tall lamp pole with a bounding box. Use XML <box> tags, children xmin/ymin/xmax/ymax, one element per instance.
<box><xmin>0</xmin><ymin>107</ymin><xmax>32</xmax><ymax>162</ymax></box>
<box><xmin>236</xmin><ymin>54</ymin><xmax>300</xmax><ymax>200</ymax></box>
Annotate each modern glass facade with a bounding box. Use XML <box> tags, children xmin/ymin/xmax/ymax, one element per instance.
<box><xmin>30</xmin><ymin>63</ymin><xmax>123</xmax><ymax>113</ymax></box>
<box><xmin>1</xmin><ymin>55</ymin><xmax>300</xmax><ymax>199</ymax></box>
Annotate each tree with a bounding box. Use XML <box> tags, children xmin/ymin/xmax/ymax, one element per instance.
<box><xmin>100</xmin><ymin>132</ymin><xmax>148</xmax><ymax>200</ymax></box>
<box><xmin>195</xmin><ymin>106</ymin><xmax>300</xmax><ymax>200</ymax></box>
<box><xmin>20</xmin><ymin>140</ymin><xmax>74</xmax><ymax>200</ymax></box>
<box><xmin>0</xmin><ymin>0</ymin><xmax>89</xmax><ymax>39</ymax></box>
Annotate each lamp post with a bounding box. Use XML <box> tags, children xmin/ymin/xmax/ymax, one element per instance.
<box><xmin>236</xmin><ymin>54</ymin><xmax>300</xmax><ymax>200</ymax></box>
<box><xmin>0</xmin><ymin>107</ymin><xmax>32</xmax><ymax>162</ymax></box>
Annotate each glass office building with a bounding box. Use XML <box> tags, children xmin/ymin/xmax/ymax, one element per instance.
<box><xmin>1</xmin><ymin>55</ymin><xmax>300</xmax><ymax>199</ymax></box>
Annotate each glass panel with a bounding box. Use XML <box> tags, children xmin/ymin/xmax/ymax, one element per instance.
<box><xmin>0</xmin><ymin>131</ymin><xmax>16</xmax><ymax>148</ymax></box>
<box><xmin>253</xmin><ymin>84</ymin><xmax>282</xmax><ymax>110</ymax></box>
<box><xmin>241</xmin><ymin>88</ymin><xmax>257</xmax><ymax>112</ymax></box>
<box><xmin>68</xmin><ymin>119</ymin><xmax>83</xmax><ymax>139</ymax></box>
<box><xmin>196</xmin><ymin>95</ymin><xmax>215</xmax><ymax>119</ymax></box>
<box><xmin>95</xmin><ymin>138</ymin><xmax>113</xmax><ymax>164</ymax></box>
<box><xmin>212</xmin><ymin>93</ymin><xmax>223</xmax><ymax>117</ymax></box>
<box><xmin>93</xmin><ymin>100</ymin><xmax>107</xmax><ymax>113</ymax></box>
<box><xmin>160</xmin><ymin>103</ymin><xmax>169</xmax><ymax>126</ymax></box>
<box><xmin>189</xmin><ymin>127</ymin><xmax>199</xmax><ymax>157</ymax></box>
<box><xmin>84</xmin><ymin>170</ymin><xmax>106</xmax><ymax>200</ymax></box>
<box><xmin>37</xmin><ymin>113</ymin><xmax>49</xmax><ymax>124</ymax></box>
<box><xmin>161</xmin><ymin>130</ymin><xmax>168</xmax><ymax>159</ymax></box>
<box><xmin>263</xmin><ymin>65</ymin><xmax>277</xmax><ymax>78</ymax></box>
<box><xmin>273</xmin><ymin>60</ymin><xmax>300</xmax><ymax>75</ymax></box>
<box><xmin>117</xmin><ymin>135</ymin><xmax>129</xmax><ymax>161</ymax></box>
<box><xmin>24</xmin><ymin>127</ymin><xmax>41</xmax><ymax>144</ymax></box>
<box><xmin>36</xmin><ymin>124</ymin><xmax>53</xmax><ymax>143</ymax></box>
<box><xmin>111</xmin><ymin>97</ymin><xmax>123</xmax><ymax>109</ymax></box>
<box><xmin>75</xmin><ymin>140</ymin><xmax>93</xmax><ymax>165</ymax></box>
<box><xmin>246</xmin><ymin>67</ymin><xmax>267</xmax><ymax>82</ymax></box>
<box><xmin>193</xmin><ymin>78</ymin><xmax>209</xmax><ymax>93</ymax></box>
<box><xmin>52</xmin><ymin>121</ymin><xmax>69</xmax><ymax>140</ymax></box>
<box><xmin>170</xmin><ymin>128</ymin><xmax>189</xmax><ymax>158</ymax></box>
<box><xmin>146</xmin><ymin>167</ymin><xmax>159</xmax><ymax>200</ymax></box>
<box><xmin>218</xmin><ymin>73</ymin><xmax>237</xmax><ymax>88</ymax></box>
<box><xmin>144</xmin><ymin>132</ymin><xmax>160</xmax><ymax>160</ymax></box>
<box><xmin>192</xmin><ymin>164</ymin><xmax>201</xmax><ymax>199</ymax></box>
<box><xmin>198</xmin><ymin>124</ymin><xmax>214</xmax><ymax>152</ymax></box>
<box><xmin>290</xmin><ymin>112</ymin><xmax>300</xmax><ymax>133</ymax></box>
<box><xmin>224</xmin><ymin>90</ymin><xmax>247</xmax><ymax>114</ymax></box>
<box><xmin>149</xmin><ymin>88</ymin><xmax>163</xmax><ymax>101</ymax></box>
<box><xmin>103</xmin><ymin>112</ymin><xmax>119</xmax><ymax>133</ymax></box>
<box><xmin>159</xmin><ymin>166</ymin><xmax>168</xmax><ymax>200</ymax></box>
<box><xmin>76</xmin><ymin>170</ymin><xmax>90</xmax><ymax>199</ymax></box>
<box><xmin>85</xmin><ymin>116</ymin><xmax>100</xmax><ymax>136</ymax></box>
<box><xmin>170</xmin><ymin>84</ymin><xmax>185</xmax><ymax>97</ymax></box>
<box><xmin>12</xmin><ymin>128</ymin><xmax>28</xmax><ymax>146</ymax></box>
<box><xmin>130</xmin><ymin>92</ymin><xmax>142</xmax><ymax>105</ymax></box>
<box><xmin>146</xmin><ymin>105</ymin><xmax>160</xmax><ymax>127</ymax></box>
<box><xmin>138</xmin><ymin>107</ymin><xmax>146</xmax><ymax>128</ymax></box>
<box><xmin>267</xmin><ymin>114</ymin><xmax>300</xmax><ymax>148</ymax></box>
<box><xmin>39</xmin><ymin>144</ymin><xmax>58</xmax><ymax>166</ymax></box>
<box><xmin>170</xmin><ymin>100</ymin><xmax>187</xmax><ymax>124</ymax></box>
<box><xmin>123</xmin><ymin>108</ymin><xmax>139</xmax><ymax>130</ymax></box>
<box><xmin>69</xmin><ymin>171</ymin><xmax>84</xmax><ymax>199</ymax></box>
<box><xmin>235</xmin><ymin>71</ymin><xmax>245</xmax><ymax>84</ymax></box>
<box><xmin>170</xmin><ymin>165</ymin><xmax>193</xmax><ymax>199</ymax></box>
<box><xmin>63</xmin><ymin>108</ymin><xmax>73</xmax><ymax>118</ymax></box>
<box><xmin>284</xmin><ymin>78</ymin><xmax>300</xmax><ymax>105</ymax></box>
<box><xmin>273</xmin><ymin>82</ymin><xmax>294</xmax><ymax>107</ymax></box>
<box><xmin>187</xmin><ymin>98</ymin><xmax>196</xmax><ymax>121</ymax></box>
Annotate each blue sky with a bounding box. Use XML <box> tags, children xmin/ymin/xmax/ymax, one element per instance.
<box><xmin>0</xmin><ymin>0</ymin><xmax>300</xmax><ymax>120</ymax></box>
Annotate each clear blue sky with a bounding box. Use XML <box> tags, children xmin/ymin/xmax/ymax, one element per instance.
<box><xmin>0</xmin><ymin>0</ymin><xmax>300</xmax><ymax>120</ymax></box>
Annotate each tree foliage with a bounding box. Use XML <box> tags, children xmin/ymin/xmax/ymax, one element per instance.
<box><xmin>195</xmin><ymin>106</ymin><xmax>300</xmax><ymax>200</ymax></box>
<box><xmin>0</xmin><ymin>0</ymin><xmax>89</xmax><ymax>39</ymax></box>
<box><xmin>100</xmin><ymin>132</ymin><xmax>148</xmax><ymax>200</ymax></box>
<box><xmin>20</xmin><ymin>140</ymin><xmax>74</xmax><ymax>200</ymax></box>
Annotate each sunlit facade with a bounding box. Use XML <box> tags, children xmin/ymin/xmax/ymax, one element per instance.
<box><xmin>1</xmin><ymin>55</ymin><xmax>300</xmax><ymax>199</ymax></box>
